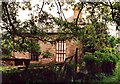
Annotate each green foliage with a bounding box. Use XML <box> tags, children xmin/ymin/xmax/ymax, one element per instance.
<box><xmin>1</xmin><ymin>48</ymin><xmax>12</xmax><ymax>56</ymax></box>
<box><xmin>1</xmin><ymin>33</ymin><xmax>13</xmax><ymax>56</ymax></box>
<box><xmin>27</xmin><ymin>39</ymin><xmax>41</xmax><ymax>55</ymax></box>
<box><xmin>95</xmin><ymin>48</ymin><xmax>119</xmax><ymax>63</ymax></box>
<box><xmin>112</xmin><ymin>2</ymin><xmax>120</xmax><ymax>27</ymax></box>
<box><xmin>81</xmin><ymin>49</ymin><xmax>119</xmax><ymax>82</ymax></box>
<box><xmin>1</xmin><ymin>2</ymin><xmax>55</xmax><ymax>57</ymax></box>
<box><xmin>72</xmin><ymin>23</ymin><xmax>105</xmax><ymax>53</ymax></box>
<box><xmin>1</xmin><ymin>35</ymin><xmax>41</xmax><ymax>56</ymax></box>
<box><xmin>83</xmin><ymin>52</ymin><xmax>98</xmax><ymax>63</ymax></box>
<box><xmin>97</xmin><ymin>61</ymin><xmax>120</xmax><ymax>82</ymax></box>
<box><xmin>42</xmin><ymin>51</ymin><xmax>53</xmax><ymax>58</ymax></box>
<box><xmin>0</xmin><ymin>66</ymin><xmax>21</xmax><ymax>73</ymax></box>
<box><xmin>83</xmin><ymin>49</ymin><xmax>118</xmax><ymax>64</ymax></box>
<box><xmin>99</xmin><ymin>47</ymin><xmax>116</xmax><ymax>53</ymax></box>
<box><xmin>115</xmin><ymin>61</ymin><xmax>120</xmax><ymax>81</ymax></box>
<box><xmin>109</xmin><ymin>54</ymin><xmax>118</xmax><ymax>63</ymax></box>
<box><xmin>116</xmin><ymin>53</ymin><xmax>120</xmax><ymax>60</ymax></box>
<box><xmin>82</xmin><ymin>49</ymin><xmax>119</xmax><ymax>75</ymax></box>
<box><xmin>1</xmin><ymin>1</ymin><xmax>119</xmax><ymax>57</ymax></box>
<box><xmin>101</xmin><ymin>53</ymin><xmax>113</xmax><ymax>63</ymax></box>
<box><xmin>81</xmin><ymin>23</ymin><xmax>119</xmax><ymax>53</ymax></box>
<box><xmin>106</xmin><ymin>35</ymin><xmax>119</xmax><ymax>48</ymax></box>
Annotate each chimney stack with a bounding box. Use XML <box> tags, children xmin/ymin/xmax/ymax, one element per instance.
<box><xmin>73</xmin><ymin>7</ymin><xmax>82</xmax><ymax>19</ymax></box>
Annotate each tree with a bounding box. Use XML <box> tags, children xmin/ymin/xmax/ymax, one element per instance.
<box><xmin>1</xmin><ymin>1</ymin><xmax>55</xmax><ymax>55</ymax></box>
<box><xmin>1</xmin><ymin>1</ymin><xmax>119</xmax><ymax>55</ymax></box>
<box><xmin>58</xmin><ymin>1</ymin><xmax>119</xmax><ymax>53</ymax></box>
<box><xmin>108</xmin><ymin>1</ymin><xmax>120</xmax><ymax>29</ymax></box>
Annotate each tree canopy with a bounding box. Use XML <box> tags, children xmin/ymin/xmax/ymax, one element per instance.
<box><xmin>1</xmin><ymin>0</ymin><xmax>120</xmax><ymax>55</ymax></box>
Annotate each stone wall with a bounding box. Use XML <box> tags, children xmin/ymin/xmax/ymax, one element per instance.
<box><xmin>38</xmin><ymin>41</ymin><xmax>56</xmax><ymax>57</ymax></box>
<box><xmin>12</xmin><ymin>51</ymin><xmax>30</xmax><ymax>59</ymax></box>
<box><xmin>66</xmin><ymin>40</ymin><xmax>77</xmax><ymax>58</ymax></box>
<box><xmin>39</xmin><ymin>39</ymin><xmax>83</xmax><ymax>61</ymax></box>
<box><xmin>12</xmin><ymin>39</ymin><xmax>83</xmax><ymax>63</ymax></box>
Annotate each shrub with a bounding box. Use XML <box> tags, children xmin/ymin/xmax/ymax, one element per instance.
<box><xmin>94</xmin><ymin>50</ymin><xmax>119</xmax><ymax>75</ymax></box>
<box><xmin>99</xmin><ymin>47</ymin><xmax>116</xmax><ymax>54</ymax></box>
<box><xmin>116</xmin><ymin>52</ymin><xmax>120</xmax><ymax>60</ymax></box>
<box><xmin>82</xmin><ymin>52</ymin><xmax>100</xmax><ymax>75</ymax></box>
<box><xmin>116</xmin><ymin>61</ymin><xmax>120</xmax><ymax>81</ymax></box>
<box><xmin>83</xmin><ymin>52</ymin><xmax>97</xmax><ymax>63</ymax></box>
<box><xmin>95</xmin><ymin>49</ymin><xmax>118</xmax><ymax>63</ymax></box>
<box><xmin>1</xmin><ymin>48</ymin><xmax>12</xmax><ymax>56</ymax></box>
<box><xmin>42</xmin><ymin>51</ymin><xmax>53</xmax><ymax>58</ymax></box>
<box><xmin>109</xmin><ymin>54</ymin><xmax>119</xmax><ymax>63</ymax></box>
<box><xmin>82</xmin><ymin>49</ymin><xmax>119</xmax><ymax>76</ymax></box>
<box><xmin>101</xmin><ymin>53</ymin><xmax>112</xmax><ymax>63</ymax></box>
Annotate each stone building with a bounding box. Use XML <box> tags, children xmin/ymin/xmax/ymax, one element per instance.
<box><xmin>12</xmin><ymin>8</ymin><xmax>84</xmax><ymax>63</ymax></box>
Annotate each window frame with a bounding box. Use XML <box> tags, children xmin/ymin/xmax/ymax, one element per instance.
<box><xmin>56</xmin><ymin>40</ymin><xmax>66</xmax><ymax>62</ymax></box>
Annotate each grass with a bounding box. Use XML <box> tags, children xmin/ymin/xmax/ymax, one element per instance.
<box><xmin>100</xmin><ymin>75</ymin><xmax>118</xmax><ymax>82</ymax></box>
<box><xmin>0</xmin><ymin>66</ymin><xmax>23</xmax><ymax>73</ymax></box>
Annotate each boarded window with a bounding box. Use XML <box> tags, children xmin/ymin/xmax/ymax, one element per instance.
<box><xmin>56</xmin><ymin>40</ymin><xmax>66</xmax><ymax>62</ymax></box>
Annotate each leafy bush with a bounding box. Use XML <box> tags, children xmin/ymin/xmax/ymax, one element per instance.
<box><xmin>83</xmin><ymin>52</ymin><xmax>98</xmax><ymax>63</ymax></box>
<box><xmin>0</xmin><ymin>66</ymin><xmax>21</xmax><ymax>73</ymax></box>
<box><xmin>99</xmin><ymin>47</ymin><xmax>116</xmax><ymax>54</ymax></box>
<box><xmin>42</xmin><ymin>51</ymin><xmax>53</xmax><ymax>58</ymax></box>
<box><xmin>95</xmin><ymin>49</ymin><xmax>119</xmax><ymax>63</ymax></box>
<box><xmin>115</xmin><ymin>61</ymin><xmax>120</xmax><ymax>81</ymax></box>
<box><xmin>82</xmin><ymin>52</ymin><xmax>101</xmax><ymax>77</ymax></box>
<box><xmin>82</xmin><ymin>49</ymin><xmax>119</xmax><ymax>77</ymax></box>
<box><xmin>109</xmin><ymin>54</ymin><xmax>119</xmax><ymax>63</ymax></box>
<box><xmin>1</xmin><ymin>34</ymin><xmax>41</xmax><ymax>56</ymax></box>
<box><xmin>101</xmin><ymin>53</ymin><xmax>113</xmax><ymax>63</ymax></box>
<box><xmin>1</xmin><ymin>48</ymin><xmax>12</xmax><ymax>56</ymax></box>
<box><xmin>116</xmin><ymin>52</ymin><xmax>120</xmax><ymax>60</ymax></box>
<box><xmin>83</xmin><ymin>49</ymin><xmax>119</xmax><ymax>64</ymax></box>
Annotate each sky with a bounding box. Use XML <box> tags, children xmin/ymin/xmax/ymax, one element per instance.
<box><xmin>1</xmin><ymin>0</ymin><xmax>118</xmax><ymax>37</ymax></box>
<box><xmin>17</xmin><ymin>0</ymin><xmax>118</xmax><ymax>37</ymax></box>
<box><xmin>18</xmin><ymin>0</ymin><xmax>74</xmax><ymax>21</ymax></box>
<box><xmin>0</xmin><ymin>0</ymin><xmax>74</xmax><ymax>32</ymax></box>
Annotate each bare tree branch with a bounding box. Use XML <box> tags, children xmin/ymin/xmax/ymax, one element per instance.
<box><xmin>54</xmin><ymin>0</ymin><xmax>62</xmax><ymax>19</ymax></box>
<box><xmin>2</xmin><ymin>2</ymin><xmax>51</xmax><ymax>42</ymax></box>
<box><xmin>108</xmin><ymin>0</ymin><xmax>115</xmax><ymax>21</ymax></box>
<box><xmin>57</xmin><ymin>0</ymin><xmax>67</xmax><ymax>21</ymax></box>
<box><xmin>2</xmin><ymin>2</ymin><xmax>17</xmax><ymax>35</ymax></box>
<box><xmin>75</xmin><ymin>2</ymin><xmax>84</xmax><ymax>26</ymax></box>
<box><xmin>39</xmin><ymin>0</ymin><xmax>45</xmax><ymax>14</ymax></box>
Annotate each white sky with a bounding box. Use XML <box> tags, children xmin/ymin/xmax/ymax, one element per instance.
<box><xmin>1</xmin><ymin>0</ymin><xmax>118</xmax><ymax>37</ymax></box>
<box><xmin>18</xmin><ymin>0</ymin><xmax>115</xmax><ymax>21</ymax></box>
<box><xmin>18</xmin><ymin>0</ymin><xmax>74</xmax><ymax>21</ymax></box>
